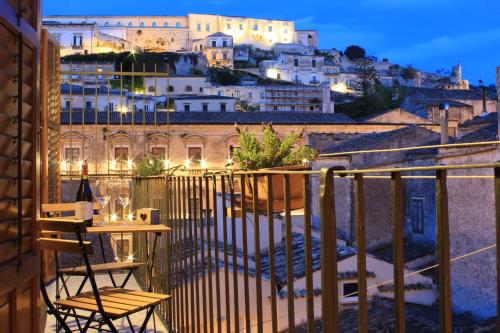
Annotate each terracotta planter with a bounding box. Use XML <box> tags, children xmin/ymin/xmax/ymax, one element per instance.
<box><xmin>242</xmin><ymin>166</ymin><xmax>309</xmax><ymax>213</ymax></box>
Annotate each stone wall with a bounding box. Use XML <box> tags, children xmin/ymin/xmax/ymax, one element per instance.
<box><xmin>497</xmin><ymin>66</ymin><xmax>500</xmax><ymax>112</ymax></box>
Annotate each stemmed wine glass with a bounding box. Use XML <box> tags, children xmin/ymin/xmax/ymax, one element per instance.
<box><xmin>116</xmin><ymin>179</ymin><xmax>131</xmax><ymax>209</ymax></box>
<box><xmin>94</xmin><ymin>179</ymin><xmax>111</xmax><ymax>224</ymax></box>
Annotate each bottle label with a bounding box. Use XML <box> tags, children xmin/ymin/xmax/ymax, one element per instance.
<box><xmin>75</xmin><ymin>201</ymin><xmax>93</xmax><ymax>220</ymax></box>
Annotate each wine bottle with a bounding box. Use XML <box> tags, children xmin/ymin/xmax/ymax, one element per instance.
<box><xmin>75</xmin><ymin>160</ymin><xmax>93</xmax><ymax>227</ymax></box>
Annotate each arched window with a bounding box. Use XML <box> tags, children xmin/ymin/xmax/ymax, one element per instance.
<box><xmin>185</xmin><ymin>85</ymin><xmax>193</xmax><ymax>92</ymax></box>
<box><xmin>164</xmin><ymin>22</ymin><xmax>168</xmax><ymax>27</ymax></box>
<box><xmin>116</xmin><ymin>21</ymin><xmax>122</xmax><ymax>26</ymax></box>
<box><xmin>152</xmin><ymin>22</ymin><xmax>157</xmax><ymax>27</ymax></box>
<box><xmin>128</xmin><ymin>22</ymin><xmax>132</xmax><ymax>27</ymax></box>
<box><xmin>176</xmin><ymin>22</ymin><xmax>181</xmax><ymax>28</ymax></box>
<box><xmin>104</xmin><ymin>21</ymin><xmax>109</xmax><ymax>26</ymax></box>
<box><xmin>140</xmin><ymin>22</ymin><xmax>145</xmax><ymax>27</ymax></box>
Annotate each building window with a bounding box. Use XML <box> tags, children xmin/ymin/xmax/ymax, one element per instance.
<box><xmin>220</xmin><ymin>103</ymin><xmax>227</xmax><ymax>112</ymax></box>
<box><xmin>128</xmin><ymin>22</ymin><xmax>132</xmax><ymax>27</ymax></box>
<box><xmin>108</xmin><ymin>102</ymin><xmax>114</xmax><ymax>111</ymax></box>
<box><xmin>222</xmin><ymin>40</ymin><xmax>227</xmax><ymax>47</ymax></box>
<box><xmin>151</xmin><ymin>147</ymin><xmax>166</xmax><ymax>158</ymax></box>
<box><xmin>185</xmin><ymin>85</ymin><xmax>193</xmax><ymax>92</ymax></box>
<box><xmin>273</xmin><ymin>106</ymin><xmax>278</xmax><ymax>111</ymax></box>
<box><xmin>284</xmin><ymin>29</ymin><xmax>288</xmax><ymax>34</ymax></box>
<box><xmin>117</xmin><ymin>21</ymin><xmax>122</xmax><ymax>26</ymax></box>
<box><xmin>226</xmin><ymin>23</ymin><xmax>231</xmax><ymax>29</ymax></box>
<box><xmin>202</xmin><ymin>103</ymin><xmax>208</xmax><ymax>112</ymax></box>
<box><xmin>411</xmin><ymin>198</ymin><xmax>424</xmax><ymax>234</ymax></box>
<box><xmin>73</xmin><ymin>34</ymin><xmax>82</xmax><ymax>47</ymax></box>
<box><xmin>188</xmin><ymin>147</ymin><xmax>202</xmax><ymax>167</ymax></box>
<box><xmin>211</xmin><ymin>40</ymin><xmax>217</xmax><ymax>47</ymax></box>
<box><xmin>104</xmin><ymin>22</ymin><xmax>109</xmax><ymax>26</ymax></box>
<box><xmin>65</xmin><ymin>100</ymin><xmax>71</xmax><ymax>110</ymax></box>
<box><xmin>140</xmin><ymin>22</ymin><xmax>144</xmax><ymax>27</ymax></box>
<box><xmin>294</xmin><ymin>74</ymin><xmax>299</xmax><ymax>82</ymax></box>
<box><xmin>312</xmin><ymin>59</ymin><xmax>316</xmax><ymax>68</ymax></box>
<box><xmin>312</xmin><ymin>75</ymin><xmax>317</xmax><ymax>83</ymax></box>
<box><xmin>343</xmin><ymin>283</ymin><xmax>358</xmax><ymax>298</ymax></box>
<box><xmin>253</xmin><ymin>24</ymin><xmax>258</xmax><ymax>31</ymax></box>
<box><xmin>53</xmin><ymin>34</ymin><xmax>61</xmax><ymax>43</ymax></box>
<box><xmin>114</xmin><ymin>147</ymin><xmax>128</xmax><ymax>161</ymax></box>
<box><xmin>199</xmin><ymin>87</ymin><xmax>204</xmax><ymax>93</ymax></box>
<box><xmin>222</xmin><ymin>53</ymin><xmax>228</xmax><ymax>60</ymax></box>
<box><xmin>176</xmin><ymin>22</ymin><xmax>181</xmax><ymax>28</ymax></box>
<box><xmin>277</xmin><ymin>73</ymin><xmax>281</xmax><ymax>80</ymax></box>
<box><xmin>268</xmin><ymin>25</ymin><xmax>273</xmax><ymax>32</ymax></box>
<box><xmin>164</xmin><ymin>22</ymin><xmax>168</xmax><ymax>27</ymax></box>
<box><xmin>65</xmin><ymin>147</ymin><xmax>80</xmax><ymax>160</ymax></box>
<box><xmin>239</xmin><ymin>23</ymin><xmax>243</xmax><ymax>30</ymax></box>
<box><xmin>212</xmin><ymin>53</ymin><xmax>217</xmax><ymax>60</ymax></box>
<box><xmin>152</xmin><ymin>22</ymin><xmax>157</xmax><ymax>27</ymax></box>
<box><xmin>145</xmin><ymin>104</ymin><xmax>150</xmax><ymax>111</ymax></box>
<box><xmin>85</xmin><ymin>100</ymin><xmax>92</xmax><ymax>110</ymax></box>
<box><xmin>197</xmin><ymin>23</ymin><xmax>201</xmax><ymax>31</ymax></box>
<box><xmin>294</xmin><ymin>58</ymin><xmax>299</xmax><ymax>67</ymax></box>
<box><xmin>184</xmin><ymin>104</ymin><xmax>190</xmax><ymax>112</ymax></box>
<box><xmin>205</xmin><ymin>23</ymin><xmax>210</xmax><ymax>31</ymax></box>
<box><xmin>169</xmin><ymin>86</ymin><xmax>174</xmax><ymax>92</ymax></box>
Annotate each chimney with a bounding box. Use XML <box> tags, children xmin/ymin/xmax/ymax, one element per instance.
<box><xmin>439</xmin><ymin>103</ymin><xmax>449</xmax><ymax>144</ymax></box>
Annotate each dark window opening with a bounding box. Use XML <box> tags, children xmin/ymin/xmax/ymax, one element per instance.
<box><xmin>343</xmin><ymin>283</ymin><xmax>358</xmax><ymax>297</ymax></box>
<box><xmin>411</xmin><ymin>198</ymin><xmax>424</xmax><ymax>234</ymax></box>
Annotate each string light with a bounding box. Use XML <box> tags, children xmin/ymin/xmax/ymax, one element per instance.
<box><xmin>302</xmin><ymin>158</ymin><xmax>309</xmax><ymax>165</ymax></box>
<box><xmin>110</xmin><ymin>159</ymin><xmax>117</xmax><ymax>169</ymax></box>
<box><xmin>127</xmin><ymin>159</ymin><xmax>134</xmax><ymax>169</ymax></box>
<box><xmin>110</xmin><ymin>213</ymin><xmax>118</xmax><ymax>222</ymax></box>
<box><xmin>226</xmin><ymin>158</ymin><xmax>234</xmax><ymax>167</ymax></box>
<box><xmin>127</xmin><ymin>213</ymin><xmax>134</xmax><ymax>221</ymax></box>
<box><xmin>200</xmin><ymin>159</ymin><xmax>208</xmax><ymax>169</ymax></box>
<box><xmin>77</xmin><ymin>160</ymin><xmax>84</xmax><ymax>170</ymax></box>
<box><xmin>118</xmin><ymin>105</ymin><xmax>129</xmax><ymax>114</ymax></box>
<box><xmin>184</xmin><ymin>159</ymin><xmax>191</xmax><ymax>169</ymax></box>
<box><xmin>127</xmin><ymin>254</ymin><xmax>135</xmax><ymax>261</ymax></box>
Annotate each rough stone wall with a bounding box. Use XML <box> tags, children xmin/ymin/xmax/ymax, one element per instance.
<box><xmin>438</xmin><ymin>149</ymin><xmax>500</xmax><ymax>318</ymax></box>
<box><xmin>126</xmin><ymin>28</ymin><xmax>190</xmax><ymax>52</ymax></box>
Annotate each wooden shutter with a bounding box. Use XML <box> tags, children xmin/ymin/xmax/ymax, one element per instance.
<box><xmin>0</xmin><ymin>0</ymin><xmax>41</xmax><ymax>332</ymax></box>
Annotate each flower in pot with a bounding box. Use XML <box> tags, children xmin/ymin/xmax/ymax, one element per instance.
<box><xmin>233</xmin><ymin>123</ymin><xmax>318</xmax><ymax>212</ymax></box>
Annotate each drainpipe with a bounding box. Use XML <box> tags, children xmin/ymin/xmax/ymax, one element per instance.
<box><xmin>439</xmin><ymin>103</ymin><xmax>449</xmax><ymax>144</ymax></box>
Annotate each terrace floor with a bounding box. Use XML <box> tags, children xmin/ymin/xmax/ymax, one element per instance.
<box><xmin>43</xmin><ymin>273</ymin><xmax>168</xmax><ymax>333</ymax></box>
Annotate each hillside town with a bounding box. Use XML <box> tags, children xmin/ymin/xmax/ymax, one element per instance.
<box><xmin>1</xmin><ymin>2</ymin><xmax>499</xmax><ymax>332</ymax></box>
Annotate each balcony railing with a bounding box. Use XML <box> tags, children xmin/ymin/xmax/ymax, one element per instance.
<box><xmin>132</xmin><ymin>160</ymin><xmax>500</xmax><ymax>332</ymax></box>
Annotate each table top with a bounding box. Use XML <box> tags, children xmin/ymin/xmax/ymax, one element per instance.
<box><xmin>87</xmin><ymin>224</ymin><xmax>170</xmax><ymax>234</ymax></box>
<box><xmin>40</xmin><ymin>217</ymin><xmax>170</xmax><ymax>235</ymax></box>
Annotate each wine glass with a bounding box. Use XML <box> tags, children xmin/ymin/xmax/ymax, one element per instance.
<box><xmin>95</xmin><ymin>180</ymin><xmax>111</xmax><ymax>208</ymax></box>
<box><xmin>116</xmin><ymin>179</ymin><xmax>131</xmax><ymax>209</ymax></box>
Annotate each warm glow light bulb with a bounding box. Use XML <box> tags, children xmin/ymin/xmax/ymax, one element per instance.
<box><xmin>163</xmin><ymin>159</ymin><xmax>170</xmax><ymax>169</ymax></box>
<box><xmin>200</xmin><ymin>159</ymin><xmax>207</xmax><ymax>169</ymax></box>
<box><xmin>127</xmin><ymin>159</ymin><xmax>134</xmax><ymax>169</ymax></box>
<box><xmin>127</xmin><ymin>213</ymin><xmax>134</xmax><ymax>221</ymax></box>
<box><xmin>110</xmin><ymin>159</ymin><xmax>117</xmax><ymax>169</ymax></box>
<box><xmin>111</xmin><ymin>213</ymin><xmax>118</xmax><ymax>222</ymax></box>
<box><xmin>184</xmin><ymin>159</ymin><xmax>191</xmax><ymax>169</ymax></box>
<box><xmin>226</xmin><ymin>158</ymin><xmax>233</xmax><ymax>166</ymax></box>
<box><xmin>302</xmin><ymin>158</ymin><xmax>309</xmax><ymax>164</ymax></box>
<box><xmin>127</xmin><ymin>254</ymin><xmax>135</xmax><ymax>261</ymax></box>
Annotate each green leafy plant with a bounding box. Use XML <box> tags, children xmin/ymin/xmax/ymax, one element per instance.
<box><xmin>233</xmin><ymin>124</ymin><xmax>318</xmax><ymax>170</ymax></box>
<box><xmin>136</xmin><ymin>154</ymin><xmax>165</xmax><ymax>177</ymax></box>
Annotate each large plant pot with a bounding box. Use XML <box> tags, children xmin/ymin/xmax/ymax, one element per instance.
<box><xmin>243</xmin><ymin>166</ymin><xmax>309</xmax><ymax>212</ymax></box>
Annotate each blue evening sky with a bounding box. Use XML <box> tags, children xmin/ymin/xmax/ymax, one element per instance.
<box><xmin>43</xmin><ymin>0</ymin><xmax>500</xmax><ymax>85</ymax></box>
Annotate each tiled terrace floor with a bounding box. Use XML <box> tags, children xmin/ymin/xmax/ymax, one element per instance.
<box><xmin>43</xmin><ymin>273</ymin><xmax>168</xmax><ymax>332</ymax></box>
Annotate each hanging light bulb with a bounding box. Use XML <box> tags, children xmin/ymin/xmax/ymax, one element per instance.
<box><xmin>200</xmin><ymin>159</ymin><xmax>208</xmax><ymax>169</ymax></box>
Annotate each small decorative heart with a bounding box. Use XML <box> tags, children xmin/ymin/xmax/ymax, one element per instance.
<box><xmin>140</xmin><ymin>213</ymin><xmax>147</xmax><ymax>221</ymax></box>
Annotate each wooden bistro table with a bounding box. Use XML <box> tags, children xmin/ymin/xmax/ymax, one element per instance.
<box><xmin>43</xmin><ymin>219</ymin><xmax>170</xmax><ymax>294</ymax></box>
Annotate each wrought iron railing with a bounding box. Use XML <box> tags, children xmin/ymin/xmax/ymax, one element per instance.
<box><xmin>132</xmin><ymin>162</ymin><xmax>500</xmax><ymax>333</ymax></box>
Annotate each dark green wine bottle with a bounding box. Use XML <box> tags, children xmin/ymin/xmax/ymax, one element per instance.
<box><xmin>75</xmin><ymin>160</ymin><xmax>93</xmax><ymax>227</ymax></box>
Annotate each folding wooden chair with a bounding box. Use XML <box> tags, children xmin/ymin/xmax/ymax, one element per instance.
<box><xmin>40</xmin><ymin>217</ymin><xmax>170</xmax><ymax>333</ymax></box>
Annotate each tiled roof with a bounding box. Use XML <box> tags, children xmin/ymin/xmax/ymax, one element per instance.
<box><xmin>60</xmin><ymin>111</ymin><xmax>356</xmax><ymax>125</ymax></box>
<box><xmin>321</xmin><ymin>125</ymin><xmax>439</xmax><ymax>154</ymax></box>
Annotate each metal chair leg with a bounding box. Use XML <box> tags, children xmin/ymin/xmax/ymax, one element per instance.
<box><xmin>138</xmin><ymin>306</ymin><xmax>157</xmax><ymax>333</ymax></box>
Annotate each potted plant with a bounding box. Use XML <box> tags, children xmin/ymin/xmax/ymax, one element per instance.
<box><xmin>233</xmin><ymin>123</ymin><xmax>318</xmax><ymax>212</ymax></box>
<box><xmin>136</xmin><ymin>154</ymin><xmax>165</xmax><ymax>177</ymax></box>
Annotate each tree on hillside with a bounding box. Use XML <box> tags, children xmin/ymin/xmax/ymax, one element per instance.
<box><xmin>401</xmin><ymin>65</ymin><xmax>417</xmax><ymax>86</ymax></box>
<box><xmin>344</xmin><ymin>45</ymin><xmax>366</xmax><ymax>61</ymax></box>
<box><xmin>354</xmin><ymin>58</ymin><xmax>378</xmax><ymax>99</ymax></box>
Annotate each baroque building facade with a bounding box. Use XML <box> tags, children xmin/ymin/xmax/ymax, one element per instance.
<box><xmin>42</xmin><ymin>14</ymin><xmax>316</xmax><ymax>56</ymax></box>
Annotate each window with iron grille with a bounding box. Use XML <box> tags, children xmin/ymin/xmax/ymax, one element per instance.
<box><xmin>115</xmin><ymin>147</ymin><xmax>128</xmax><ymax>161</ymax></box>
<box><xmin>65</xmin><ymin>147</ymin><xmax>80</xmax><ymax>161</ymax></box>
<box><xmin>411</xmin><ymin>197</ymin><xmax>425</xmax><ymax>234</ymax></box>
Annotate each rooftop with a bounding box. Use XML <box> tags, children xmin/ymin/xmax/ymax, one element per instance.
<box><xmin>60</xmin><ymin>111</ymin><xmax>355</xmax><ymax>125</ymax></box>
<box><xmin>172</xmin><ymin>94</ymin><xmax>236</xmax><ymax>101</ymax></box>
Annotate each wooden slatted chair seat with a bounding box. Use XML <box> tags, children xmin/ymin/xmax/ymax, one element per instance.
<box><xmin>54</xmin><ymin>287</ymin><xmax>170</xmax><ymax>318</ymax></box>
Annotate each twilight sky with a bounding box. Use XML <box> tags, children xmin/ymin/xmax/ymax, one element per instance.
<box><xmin>43</xmin><ymin>0</ymin><xmax>500</xmax><ymax>85</ymax></box>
